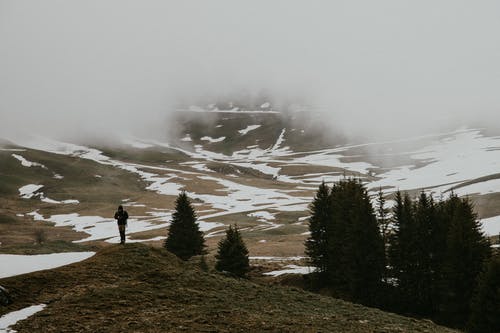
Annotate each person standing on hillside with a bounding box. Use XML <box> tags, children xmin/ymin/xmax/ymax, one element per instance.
<box><xmin>114</xmin><ymin>205</ymin><xmax>129</xmax><ymax>244</ymax></box>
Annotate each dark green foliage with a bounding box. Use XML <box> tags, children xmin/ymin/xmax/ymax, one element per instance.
<box><xmin>389</xmin><ymin>191</ymin><xmax>427</xmax><ymax>312</ymax></box>
<box><xmin>164</xmin><ymin>192</ymin><xmax>205</xmax><ymax>260</ymax></box>
<box><xmin>389</xmin><ymin>191</ymin><xmax>492</xmax><ymax>327</ymax></box>
<box><xmin>215</xmin><ymin>224</ymin><xmax>250</xmax><ymax>277</ymax></box>
<box><xmin>328</xmin><ymin>179</ymin><xmax>385</xmax><ymax>303</ymax></box>
<box><xmin>376</xmin><ymin>188</ymin><xmax>391</xmax><ymax>282</ymax></box>
<box><xmin>376</xmin><ymin>188</ymin><xmax>391</xmax><ymax>253</ymax></box>
<box><xmin>306</xmin><ymin>181</ymin><xmax>493</xmax><ymax>327</ymax></box>
<box><xmin>438</xmin><ymin>195</ymin><xmax>491</xmax><ymax>326</ymax></box>
<box><xmin>307</xmin><ymin>179</ymin><xmax>385</xmax><ymax>304</ymax></box>
<box><xmin>305</xmin><ymin>181</ymin><xmax>331</xmax><ymax>274</ymax></box>
<box><xmin>467</xmin><ymin>255</ymin><xmax>500</xmax><ymax>333</ymax></box>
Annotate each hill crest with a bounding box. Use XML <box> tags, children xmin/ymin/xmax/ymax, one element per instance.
<box><xmin>0</xmin><ymin>244</ymin><xmax>457</xmax><ymax>332</ymax></box>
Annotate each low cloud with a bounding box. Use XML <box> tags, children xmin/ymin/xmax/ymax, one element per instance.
<box><xmin>1</xmin><ymin>1</ymin><xmax>499</xmax><ymax>141</ymax></box>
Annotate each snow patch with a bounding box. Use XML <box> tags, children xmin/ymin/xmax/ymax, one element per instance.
<box><xmin>238</xmin><ymin>125</ymin><xmax>261</xmax><ymax>135</ymax></box>
<box><xmin>188</xmin><ymin>163</ymin><xmax>213</xmax><ymax>173</ymax></box>
<box><xmin>249</xmin><ymin>256</ymin><xmax>306</xmax><ymax>262</ymax></box>
<box><xmin>248</xmin><ymin>211</ymin><xmax>275</xmax><ymax>221</ymax></box>
<box><xmin>197</xmin><ymin>221</ymin><xmax>224</xmax><ymax>232</ymax></box>
<box><xmin>480</xmin><ymin>215</ymin><xmax>500</xmax><ymax>236</ymax></box>
<box><xmin>201</xmin><ymin>136</ymin><xmax>226</xmax><ymax>143</ymax></box>
<box><xmin>270</xmin><ymin>129</ymin><xmax>286</xmax><ymax>151</ymax></box>
<box><xmin>0</xmin><ymin>252</ymin><xmax>95</xmax><ymax>278</ymax></box>
<box><xmin>40</xmin><ymin>197</ymin><xmax>79</xmax><ymax>205</ymax></box>
<box><xmin>26</xmin><ymin>210</ymin><xmax>44</xmax><ymax>221</ymax></box>
<box><xmin>40</xmin><ymin>213</ymin><xmax>169</xmax><ymax>243</ymax></box>
<box><xmin>0</xmin><ymin>304</ymin><xmax>46</xmax><ymax>333</ymax></box>
<box><xmin>11</xmin><ymin>154</ymin><xmax>47</xmax><ymax>168</ymax></box>
<box><xmin>19</xmin><ymin>184</ymin><xmax>78</xmax><ymax>204</ymax></box>
<box><xmin>18</xmin><ymin>184</ymin><xmax>43</xmax><ymax>199</ymax></box>
<box><xmin>263</xmin><ymin>265</ymin><xmax>316</xmax><ymax>277</ymax></box>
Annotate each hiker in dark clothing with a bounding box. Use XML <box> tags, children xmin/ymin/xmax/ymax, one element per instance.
<box><xmin>114</xmin><ymin>205</ymin><xmax>129</xmax><ymax>244</ymax></box>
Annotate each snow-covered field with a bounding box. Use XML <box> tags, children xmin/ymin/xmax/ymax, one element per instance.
<box><xmin>4</xmin><ymin>126</ymin><xmax>500</xmax><ymax>240</ymax></box>
<box><xmin>370</xmin><ymin>129</ymin><xmax>500</xmax><ymax>192</ymax></box>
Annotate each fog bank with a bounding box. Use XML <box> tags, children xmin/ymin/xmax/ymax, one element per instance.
<box><xmin>1</xmin><ymin>1</ymin><xmax>499</xmax><ymax>141</ymax></box>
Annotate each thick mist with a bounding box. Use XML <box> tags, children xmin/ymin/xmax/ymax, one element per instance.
<box><xmin>1</xmin><ymin>1</ymin><xmax>499</xmax><ymax>141</ymax></box>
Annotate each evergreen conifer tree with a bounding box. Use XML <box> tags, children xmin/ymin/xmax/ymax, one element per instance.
<box><xmin>388</xmin><ymin>190</ymin><xmax>404</xmax><ymax>277</ymax></box>
<box><xmin>327</xmin><ymin>178</ymin><xmax>385</xmax><ymax>303</ymax></box>
<box><xmin>376</xmin><ymin>187</ymin><xmax>391</xmax><ymax>252</ymax></box>
<box><xmin>390</xmin><ymin>192</ymin><xmax>492</xmax><ymax>324</ymax></box>
<box><xmin>439</xmin><ymin>195</ymin><xmax>491</xmax><ymax>326</ymax></box>
<box><xmin>215</xmin><ymin>224</ymin><xmax>250</xmax><ymax>277</ymax></box>
<box><xmin>411</xmin><ymin>191</ymin><xmax>436</xmax><ymax>313</ymax></box>
<box><xmin>389</xmin><ymin>191</ymin><xmax>419</xmax><ymax>312</ymax></box>
<box><xmin>305</xmin><ymin>181</ymin><xmax>331</xmax><ymax>275</ymax></box>
<box><xmin>467</xmin><ymin>255</ymin><xmax>500</xmax><ymax>333</ymax></box>
<box><xmin>376</xmin><ymin>187</ymin><xmax>392</xmax><ymax>284</ymax></box>
<box><xmin>164</xmin><ymin>191</ymin><xmax>205</xmax><ymax>260</ymax></box>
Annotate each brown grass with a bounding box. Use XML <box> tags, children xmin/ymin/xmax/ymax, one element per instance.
<box><xmin>0</xmin><ymin>244</ymin><xmax>458</xmax><ymax>333</ymax></box>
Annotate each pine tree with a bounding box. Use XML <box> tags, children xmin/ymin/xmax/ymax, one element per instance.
<box><xmin>389</xmin><ymin>191</ymin><xmax>420</xmax><ymax>312</ymax></box>
<box><xmin>164</xmin><ymin>192</ymin><xmax>205</xmax><ymax>260</ymax></box>
<box><xmin>376</xmin><ymin>187</ymin><xmax>391</xmax><ymax>251</ymax></box>
<box><xmin>376</xmin><ymin>187</ymin><xmax>392</xmax><ymax>284</ymax></box>
<box><xmin>388</xmin><ymin>190</ymin><xmax>404</xmax><ymax>277</ymax></box>
<box><xmin>215</xmin><ymin>224</ymin><xmax>250</xmax><ymax>277</ymax></box>
<box><xmin>411</xmin><ymin>191</ymin><xmax>435</xmax><ymax>313</ymax></box>
<box><xmin>467</xmin><ymin>255</ymin><xmax>500</xmax><ymax>333</ymax></box>
<box><xmin>305</xmin><ymin>181</ymin><xmax>331</xmax><ymax>275</ymax></box>
<box><xmin>439</xmin><ymin>195</ymin><xmax>491</xmax><ymax>326</ymax></box>
<box><xmin>428</xmin><ymin>195</ymin><xmax>450</xmax><ymax>306</ymax></box>
<box><xmin>390</xmin><ymin>191</ymin><xmax>492</xmax><ymax>323</ymax></box>
<box><xmin>327</xmin><ymin>178</ymin><xmax>385</xmax><ymax>303</ymax></box>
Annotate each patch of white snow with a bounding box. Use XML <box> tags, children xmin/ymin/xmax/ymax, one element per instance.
<box><xmin>238</xmin><ymin>125</ymin><xmax>261</xmax><ymax>135</ymax></box>
<box><xmin>0</xmin><ymin>304</ymin><xmax>46</xmax><ymax>333</ymax></box>
<box><xmin>201</xmin><ymin>136</ymin><xmax>226</xmax><ymax>143</ymax></box>
<box><xmin>0</xmin><ymin>252</ymin><xmax>95</xmax><ymax>278</ymax></box>
<box><xmin>11</xmin><ymin>154</ymin><xmax>47</xmax><ymax>168</ymax></box>
<box><xmin>18</xmin><ymin>184</ymin><xmax>43</xmax><ymax>199</ymax></box>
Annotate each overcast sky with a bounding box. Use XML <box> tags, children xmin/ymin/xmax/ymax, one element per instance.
<box><xmin>1</xmin><ymin>1</ymin><xmax>499</xmax><ymax>140</ymax></box>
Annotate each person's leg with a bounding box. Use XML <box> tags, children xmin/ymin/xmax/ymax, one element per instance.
<box><xmin>118</xmin><ymin>224</ymin><xmax>126</xmax><ymax>244</ymax></box>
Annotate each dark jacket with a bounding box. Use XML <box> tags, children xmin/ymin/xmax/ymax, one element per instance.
<box><xmin>114</xmin><ymin>210</ymin><xmax>129</xmax><ymax>225</ymax></box>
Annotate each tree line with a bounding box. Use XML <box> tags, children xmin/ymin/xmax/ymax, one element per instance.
<box><xmin>305</xmin><ymin>179</ymin><xmax>499</xmax><ymax>332</ymax></box>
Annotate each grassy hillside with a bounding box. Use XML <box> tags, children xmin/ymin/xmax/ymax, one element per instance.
<box><xmin>0</xmin><ymin>244</ymin><xmax>458</xmax><ymax>332</ymax></box>
<box><xmin>0</xmin><ymin>147</ymin><xmax>149</xmax><ymax>245</ymax></box>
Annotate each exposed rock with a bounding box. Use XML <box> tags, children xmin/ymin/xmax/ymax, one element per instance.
<box><xmin>0</xmin><ymin>285</ymin><xmax>12</xmax><ymax>305</ymax></box>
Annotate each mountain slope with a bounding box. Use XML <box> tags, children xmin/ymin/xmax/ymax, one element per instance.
<box><xmin>0</xmin><ymin>244</ymin><xmax>457</xmax><ymax>333</ymax></box>
<box><xmin>1</xmin><ymin>111</ymin><xmax>499</xmax><ymax>256</ymax></box>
